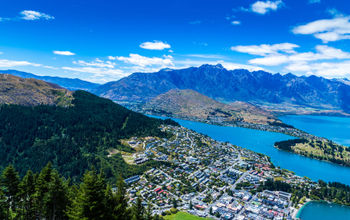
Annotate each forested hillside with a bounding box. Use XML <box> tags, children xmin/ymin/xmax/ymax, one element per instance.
<box><xmin>0</xmin><ymin>90</ymin><xmax>177</xmax><ymax>182</ymax></box>
<box><xmin>0</xmin><ymin>164</ymin><xmax>161</xmax><ymax>220</ymax></box>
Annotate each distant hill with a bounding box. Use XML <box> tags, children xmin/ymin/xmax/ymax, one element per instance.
<box><xmin>141</xmin><ymin>89</ymin><xmax>280</xmax><ymax>126</ymax></box>
<box><xmin>0</xmin><ymin>69</ymin><xmax>100</xmax><ymax>91</ymax></box>
<box><xmin>0</xmin><ymin>89</ymin><xmax>177</xmax><ymax>181</ymax></box>
<box><xmin>95</xmin><ymin>64</ymin><xmax>350</xmax><ymax>114</ymax></box>
<box><xmin>0</xmin><ymin>74</ymin><xmax>73</xmax><ymax>106</ymax></box>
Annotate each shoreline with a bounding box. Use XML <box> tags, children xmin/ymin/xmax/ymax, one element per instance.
<box><xmin>294</xmin><ymin>200</ymin><xmax>350</xmax><ymax>219</ymax></box>
<box><xmin>142</xmin><ymin>111</ymin><xmax>319</xmax><ymax>139</ymax></box>
<box><xmin>274</xmin><ymin>141</ymin><xmax>350</xmax><ymax>169</ymax></box>
<box><xmin>149</xmin><ymin>113</ymin><xmax>350</xmax><ymax>170</ymax></box>
<box><xmin>294</xmin><ymin>199</ymin><xmax>313</xmax><ymax>219</ymax></box>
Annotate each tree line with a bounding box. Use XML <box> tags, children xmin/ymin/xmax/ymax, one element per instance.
<box><xmin>258</xmin><ymin>179</ymin><xmax>350</xmax><ymax>207</ymax></box>
<box><xmin>0</xmin><ymin>163</ymin><xmax>163</xmax><ymax>220</ymax></box>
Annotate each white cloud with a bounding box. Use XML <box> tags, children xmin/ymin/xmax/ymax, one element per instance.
<box><xmin>73</xmin><ymin>59</ymin><xmax>115</xmax><ymax>68</ymax></box>
<box><xmin>231</xmin><ymin>20</ymin><xmax>241</xmax><ymax>25</ymax></box>
<box><xmin>20</xmin><ymin>10</ymin><xmax>54</xmax><ymax>21</ymax></box>
<box><xmin>248</xmin><ymin>45</ymin><xmax>350</xmax><ymax>66</ymax></box>
<box><xmin>251</xmin><ymin>0</ymin><xmax>283</xmax><ymax>14</ymax></box>
<box><xmin>0</xmin><ymin>59</ymin><xmax>42</xmax><ymax>68</ymax></box>
<box><xmin>249</xmin><ymin>55</ymin><xmax>289</xmax><ymax>66</ymax></box>
<box><xmin>285</xmin><ymin>61</ymin><xmax>350</xmax><ymax>78</ymax></box>
<box><xmin>292</xmin><ymin>16</ymin><xmax>350</xmax><ymax>43</ymax></box>
<box><xmin>232</xmin><ymin>42</ymin><xmax>350</xmax><ymax>77</ymax></box>
<box><xmin>139</xmin><ymin>41</ymin><xmax>171</xmax><ymax>50</ymax></box>
<box><xmin>186</xmin><ymin>54</ymin><xmax>227</xmax><ymax>59</ymax></box>
<box><xmin>63</xmin><ymin>55</ymin><xmax>174</xmax><ymax>83</ymax></box>
<box><xmin>62</xmin><ymin>66</ymin><xmax>126</xmax><ymax>82</ymax></box>
<box><xmin>62</xmin><ymin>58</ymin><xmax>127</xmax><ymax>83</ymax></box>
<box><xmin>53</xmin><ymin>51</ymin><xmax>75</xmax><ymax>56</ymax></box>
<box><xmin>111</xmin><ymin>54</ymin><xmax>174</xmax><ymax>67</ymax></box>
<box><xmin>231</xmin><ymin>43</ymin><xmax>299</xmax><ymax>56</ymax></box>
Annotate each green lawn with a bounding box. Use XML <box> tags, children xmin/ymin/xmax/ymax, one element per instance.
<box><xmin>164</xmin><ymin>212</ymin><xmax>211</xmax><ymax>220</ymax></box>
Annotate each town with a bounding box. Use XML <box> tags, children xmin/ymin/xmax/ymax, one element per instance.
<box><xmin>116</xmin><ymin>125</ymin><xmax>315</xmax><ymax>220</ymax></box>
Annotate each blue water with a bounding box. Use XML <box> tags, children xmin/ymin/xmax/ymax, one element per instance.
<box><xmin>280</xmin><ymin>115</ymin><xmax>350</xmax><ymax>146</ymax></box>
<box><xmin>297</xmin><ymin>201</ymin><xmax>350</xmax><ymax>220</ymax></box>
<box><xmin>155</xmin><ymin>116</ymin><xmax>350</xmax><ymax>185</ymax></box>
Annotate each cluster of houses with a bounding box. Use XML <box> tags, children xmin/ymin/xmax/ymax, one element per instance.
<box><xmin>122</xmin><ymin>125</ymin><xmax>313</xmax><ymax>219</ymax></box>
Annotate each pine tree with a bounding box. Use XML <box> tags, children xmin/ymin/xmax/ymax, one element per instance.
<box><xmin>131</xmin><ymin>197</ymin><xmax>144</xmax><ymax>220</ymax></box>
<box><xmin>18</xmin><ymin>170</ymin><xmax>36</xmax><ymax>220</ymax></box>
<box><xmin>1</xmin><ymin>165</ymin><xmax>20</xmax><ymax>212</ymax></box>
<box><xmin>46</xmin><ymin>170</ymin><xmax>69</xmax><ymax>220</ymax></box>
<box><xmin>0</xmin><ymin>189</ymin><xmax>9</xmax><ymax>220</ymax></box>
<box><xmin>67</xmin><ymin>170</ymin><xmax>109</xmax><ymax>220</ymax></box>
<box><xmin>35</xmin><ymin>162</ymin><xmax>53</xmax><ymax>219</ymax></box>
<box><xmin>113</xmin><ymin>175</ymin><xmax>129</xmax><ymax>220</ymax></box>
<box><xmin>144</xmin><ymin>203</ymin><xmax>153</xmax><ymax>220</ymax></box>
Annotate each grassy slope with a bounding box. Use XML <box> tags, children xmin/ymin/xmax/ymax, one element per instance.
<box><xmin>0</xmin><ymin>74</ymin><xmax>73</xmax><ymax>106</ymax></box>
<box><xmin>275</xmin><ymin>139</ymin><xmax>350</xmax><ymax>166</ymax></box>
<box><xmin>164</xmin><ymin>212</ymin><xmax>211</xmax><ymax>220</ymax></box>
<box><xmin>143</xmin><ymin>89</ymin><xmax>279</xmax><ymax>125</ymax></box>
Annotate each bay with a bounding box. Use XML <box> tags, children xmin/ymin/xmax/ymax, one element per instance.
<box><xmin>280</xmin><ymin>115</ymin><xmax>350</xmax><ymax>146</ymax></box>
<box><xmin>297</xmin><ymin>201</ymin><xmax>350</xmax><ymax>220</ymax></box>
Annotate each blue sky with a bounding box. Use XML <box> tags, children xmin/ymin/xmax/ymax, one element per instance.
<box><xmin>1</xmin><ymin>0</ymin><xmax>350</xmax><ymax>83</ymax></box>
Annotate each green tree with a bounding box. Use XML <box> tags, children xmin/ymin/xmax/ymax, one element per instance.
<box><xmin>35</xmin><ymin>162</ymin><xmax>53</xmax><ymax>219</ymax></box>
<box><xmin>144</xmin><ymin>203</ymin><xmax>153</xmax><ymax>220</ymax></box>
<box><xmin>131</xmin><ymin>197</ymin><xmax>144</xmax><ymax>220</ymax></box>
<box><xmin>1</xmin><ymin>165</ymin><xmax>20</xmax><ymax>212</ymax></box>
<box><xmin>45</xmin><ymin>170</ymin><xmax>69</xmax><ymax>220</ymax></box>
<box><xmin>17</xmin><ymin>170</ymin><xmax>36</xmax><ymax>220</ymax></box>
<box><xmin>0</xmin><ymin>190</ymin><xmax>9</xmax><ymax>220</ymax></box>
<box><xmin>67</xmin><ymin>170</ymin><xmax>109</xmax><ymax>220</ymax></box>
<box><xmin>110</xmin><ymin>176</ymin><xmax>129</xmax><ymax>220</ymax></box>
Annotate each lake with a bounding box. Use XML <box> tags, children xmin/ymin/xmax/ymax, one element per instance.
<box><xmin>297</xmin><ymin>201</ymin><xmax>350</xmax><ymax>220</ymax></box>
<box><xmin>280</xmin><ymin>115</ymin><xmax>350</xmax><ymax>146</ymax></box>
<box><xmin>153</xmin><ymin>116</ymin><xmax>350</xmax><ymax>185</ymax></box>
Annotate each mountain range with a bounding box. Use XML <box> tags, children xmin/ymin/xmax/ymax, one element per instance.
<box><xmin>95</xmin><ymin>64</ymin><xmax>350</xmax><ymax>114</ymax></box>
<box><xmin>0</xmin><ymin>69</ymin><xmax>100</xmax><ymax>91</ymax></box>
<box><xmin>2</xmin><ymin>65</ymin><xmax>350</xmax><ymax>115</ymax></box>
